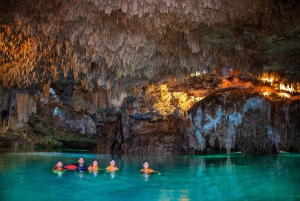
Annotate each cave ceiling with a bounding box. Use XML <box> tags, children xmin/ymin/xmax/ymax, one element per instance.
<box><xmin>0</xmin><ymin>0</ymin><xmax>300</xmax><ymax>95</ymax></box>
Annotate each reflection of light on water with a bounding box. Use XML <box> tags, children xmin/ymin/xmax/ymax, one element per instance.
<box><xmin>0</xmin><ymin>156</ymin><xmax>3</xmax><ymax>169</ymax></box>
<box><xmin>159</xmin><ymin>189</ymin><xmax>174</xmax><ymax>201</ymax></box>
<box><xmin>22</xmin><ymin>152</ymin><xmax>94</xmax><ymax>158</ymax></box>
<box><xmin>226</xmin><ymin>156</ymin><xmax>233</xmax><ymax>173</ymax></box>
<box><xmin>142</xmin><ymin>173</ymin><xmax>150</xmax><ymax>181</ymax></box>
<box><xmin>158</xmin><ymin>182</ymin><xmax>207</xmax><ymax>201</ymax></box>
<box><xmin>110</xmin><ymin>171</ymin><xmax>115</xmax><ymax>179</ymax></box>
<box><xmin>194</xmin><ymin>154</ymin><xmax>230</xmax><ymax>159</ymax></box>
<box><xmin>1</xmin><ymin>152</ymin><xmax>300</xmax><ymax>200</ymax></box>
<box><xmin>56</xmin><ymin>171</ymin><xmax>63</xmax><ymax>177</ymax></box>
<box><xmin>179</xmin><ymin>190</ymin><xmax>190</xmax><ymax>201</ymax></box>
<box><xmin>196</xmin><ymin>158</ymin><xmax>205</xmax><ymax>177</ymax></box>
<box><xmin>77</xmin><ymin>171</ymin><xmax>84</xmax><ymax>179</ymax></box>
<box><xmin>92</xmin><ymin>171</ymin><xmax>98</xmax><ymax>177</ymax></box>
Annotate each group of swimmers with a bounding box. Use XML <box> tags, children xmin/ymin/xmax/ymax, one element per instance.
<box><xmin>52</xmin><ymin>157</ymin><xmax>157</xmax><ymax>174</ymax></box>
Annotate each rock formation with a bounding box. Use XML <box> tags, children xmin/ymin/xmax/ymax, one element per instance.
<box><xmin>0</xmin><ymin>0</ymin><xmax>300</xmax><ymax>154</ymax></box>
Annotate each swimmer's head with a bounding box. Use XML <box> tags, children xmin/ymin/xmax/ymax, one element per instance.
<box><xmin>110</xmin><ymin>158</ymin><xmax>116</xmax><ymax>166</ymax></box>
<box><xmin>143</xmin><ymin>160</ymin><xmax>150</xmax><ymax>168</ymax></box>
<box><xmin>92</xmin><ymin>159</ymin><xmax>98</xmax><ymax>166</ymax></box>
<box><xmin>56</xmin><ymin>159</ymin><xmax>63</xmax><ymax>167</ymax></box>
<box><xmin>78</xmin><ymin>157</ymin><xmax>84</xmax><ymax>165</ymax></box>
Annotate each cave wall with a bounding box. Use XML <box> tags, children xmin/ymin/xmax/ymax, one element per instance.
<box><xmin>1</xmin><ymin>0</ymin><xmax>300</xmax><ymax>154</ymax></box>
<box><xmin>188</xmin><ymin>89</ymin><xmax>300</xmax><ymax>154</ymax></box>
<box><xmin>1</xmin><ymin>71</ymin><xmax>300</xmax><ymax>154</ymax></box>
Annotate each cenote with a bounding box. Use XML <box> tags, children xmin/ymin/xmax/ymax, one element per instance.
<box><xmin>2</xmin><ymin>1</ymin><xmax>300</xmax><ymax>200</ymax></box>
<box><xmin>1</xmin><ymin>149</ymin><xmax>300</xmax><ymax>201</ymax></box>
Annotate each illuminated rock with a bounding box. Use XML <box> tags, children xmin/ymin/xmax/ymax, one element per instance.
<box><xmin>0</xmin><ymin>0</ymin><xmax>300</xmax><ymax>153</ymax></box>
<box><xmin>188</xmin><ymin>88</ymin><xmax>300</xmax><ymax>154</ymax></box>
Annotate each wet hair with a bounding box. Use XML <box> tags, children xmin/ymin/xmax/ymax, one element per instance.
<box><xmin>143</xmin><ymin>160</ymin><xmax>149</xmax><ymax>164</ymax></box>
<box><xmin>110</xmin><ymin>158</ymin><xmax>115</xmax><ymax>162</ymax></box>
<box><xmin>92</xmin><ymin>159</ymin><xmax>98</xmax><ymax>162</ymax></box>
<box><xmin>78</xmin><ymin>157</ymin><xmax>84</xmax><ymax>160</ymax></box>
<box><xmin>56</xmin><ymin>159</ymin><xmax>63</xmax><ymax>163</ymax></box>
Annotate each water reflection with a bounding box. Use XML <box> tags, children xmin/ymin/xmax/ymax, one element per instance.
<box><xmin>141</xmin><ymin>173</ymin><xmax>150</xmax><ymax>181</ymax></box>
<box><xmin>0</xmin><ymin>150</ymin><xmax>299</xmax><ymax>201</ymax></box>
<box><xmin>184</xmin><ymin>153</ymin><xmax>296</xmax><ymax>200</ymax></box>
<box><xmin>74</xmin><ymin>170</ymin><xmax>93</xmax><ymax>182</ymax></box>
<box><xmin>159</xmin><ymin>189</ymin><xmax>175</xmax><ymax>201</ymax></box>
<box><xmin>109</xmin><ymin>171</ymin><xmax>116</xmax><ymax>179</ymax></box>
<box><xmin>0</xmin><ymin>156</ymin><xmax>3</xmax><ymax>170</ymax></box>
<box><xmin>179</xmin><ymin>190</ymin><xmax>190</xmax><ymax>201</ymax></box>
<box><xmin>104</xmin><ymin>170</ymin><xmax>117</xmax><ymax>179</ymax></box>
<box><xmin>55</xmin><ymin>171</ymin><xmax>64</xmax><ymax>177</ymax></box>
<box><xmin>75</xmin><ymin>170</ymin><xmax>84</xmax><ymax>179</ymax></box>
<box><xmin>91</xmin><ymin>170</ymin><xmax>98</xmax><ymax>177</ymax></box>
<box><xmin>192</xmin><ymin>155</ymin><xmax>245</xmax><ymax>200</ymax></box>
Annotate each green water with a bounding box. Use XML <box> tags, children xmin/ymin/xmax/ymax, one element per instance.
<box><xmin>0</xmin><ymin>149</ymin><xmax>299</xmax><ymax>201</ymax></box>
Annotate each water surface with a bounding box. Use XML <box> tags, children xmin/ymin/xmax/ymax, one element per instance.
<box><xmin>0</xmin><ymin>149</ymin><xmax>299</xmax><ymax>201</ymax></box>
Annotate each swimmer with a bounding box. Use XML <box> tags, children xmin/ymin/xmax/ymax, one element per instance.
<box><xmin>106</xmin><ymin>158</ymin><xmax>119</xmax><ymax>171</ymax></box>
<box><xmin>77</xmin><ymin>157</ymin><xmax>88</xmax><ymax>171</ymax></box>
<box><xmin>88</xmin><ymin>159</ymin><xmax>99</xmax><ymax>177</ymax></box>
<box><xmin>88</xmin><ymin>159</ymin><xmax>99</xmax><ymax>171</ymax></box>
<box><xmin>140</xmin><ymin>160</ymin><xmax>154</xmax><ymax>174</ymax></box>
<box><xmin>140</xmin><ymin>160</ymin><xmax>161</xmax><ymax>175</ymax></box>
<box><xmin>52</xmin><ymin>159</ymin><xmax>64</xmax><ymax>171</ymax></box>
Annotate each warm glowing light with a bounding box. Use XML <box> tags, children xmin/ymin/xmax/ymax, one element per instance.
<box><xmin>153</xmin><ymin>85</ymin><xmax>176</xmax><ymax>119</ymax></box>
<box><xmin>259</xmin><ymin>71</ymin><xmax>300</xmax><ymax>96</ymax></box>
<box><xmin>259</xmin><ymin>72</ymin><xmax>278</xmax><ymax>85</ymax></box>
<box><xmin>279</xmin><ymin>83</ymin><xmax>295</xmax><ymax>93</ymax></box>
<box><xmin>193</xmin><ymin>96</ymin><xmax>204</xmax><ymax>102</ymax></box>
<box><xmin>173</xmin><ymin>92</ymin><xmax>201</xmax><ymax>116</ymax></box>
<box><xmin>190</xmin><ymin>70</ymin><xmax>206</xmax><ymax>77</ymax></box>
<box><xmin>263</xmin><ymin>91</ymin><xmax>270</xmax><ymax>96</ymax></box>
<box><xmin>279</xmin><ymin>92</ymin><xmax>291</xmax><ymax>98</ymax></box>
<box><xmin>173</xmin><ymin>93</ymin><xmax>204</xmax><ymax>116</ymax></box>
<box><xmin>152</xmin><ymin>85</ymin><xmax>204</xmax><ymax>118</ymax></box>
<box><xmin>148</xmin><ymin>85</ymin><xmax>157</xmax><ymax>93</ymax></box>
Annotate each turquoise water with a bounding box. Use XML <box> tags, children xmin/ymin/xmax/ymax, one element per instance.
<box><xmin>0</xmin><ymin>149</ymin><xmax>300</xmax><ymax>201</ymax></box>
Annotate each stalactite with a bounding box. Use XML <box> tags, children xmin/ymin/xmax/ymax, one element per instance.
<box><xmin>1</xmin><ymin>0</ymin><xmax>298</xmax><ymax>91</ymax></box>
<box><xmin>188</xmin><ymin>87</ymin><xmax>300</xmax><ymax>153</ymax></box>
<box><xmin>92</xmin><ymin>87</ymin><xmax>109</xmax><ymax>109</ymax></box>
<box><xmin>16</xmin><ymin>92</ymin><xmax>36</xmax><ymax>123</ymax></box>
<box><xmin>43</xmin><ymin>81</ymin><xmax>51</xmax><ymax>101</ymax></box>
